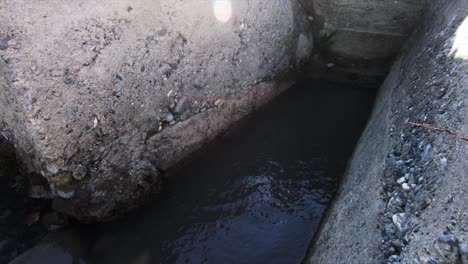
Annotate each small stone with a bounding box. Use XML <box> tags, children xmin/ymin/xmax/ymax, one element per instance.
<box><xmin>390</xmin><ymin>240</ymin><xmax>404</xmax><ymax>251</ymax></box>
<box><xmin>440</xmin><ymin>157</ymin><xmax>447</xmax><ymax>167</ymax></box>
<box><xmin>392</xmin><ymin>213</ymin><xmax>406</xmax><ymax>232</ymax></box>
<box><xmin>56</xmin><ymin>186</ymin><xmax>75</xmax><ymax>199</ymax></box>
<box><xmin>214</xmin><ymin>99</ymin><xmax>225</xmax><ymax>107</ymax></box>
<box><xmin>421</xmin><ymin>144</ymin><xmax>432</xmax><ymax>161</ymax></box>
<box><xmin>115</xmin><ymin>73</ymin><xmax>123</xmax><ymax>81</ymax></box>
<box><xmin>421</xmin><ymin>198</ymin><xmax>432</xmax><ymax>209</ymax></box>
<box><xmin>0</xmin><ymin>38</ymin><xmax>9</xmax><ymax>50</ymax></box>
<box><xmin>174</xmin><ymin>97</ymin><xmax>189</xmax><ymax>114</ymax></box>
<box><xmin>459</xmin><ymin>242</ymin><xmax>468</xmax><ymax>264</ymax></box>
<box><xmin>402</xmin><ymin>183</ymin><xmax>411</xmax><ymax>191</ymax></box>
<box><xmin>156</xmin><ymin>28</ymin><xmax>167</xmax><ymax>36</ymax></box>
<box><xmin>165</xmin><ymin>113</ymin><xmax>174</xmax><ymax>122</ymax></box>
<box><xmin>72</xmin><ymin>164</ymin><xmax>87</xmax><ymax>180</ymax></box>
<box><xmin>325</xmin><ymin>62</ymin><xmax>335</xmax><ymax>69</ymax></box>
<box><xmin>388</xmin><ymin>255</ymin><xmax>401</xmax><ymax>262</ymax></box>
<box><xmin>397</xmin><ymin>175</ymin><xmax>408</xmax><ymax>184</ymax></box>
<box><xmin>47</xmin><ymin>165</ymin><xmax>59</xmax><ymax>175</ymax></box>
<box><xmin>438</xmin><ymin>234</ymin><xmax>457</xmax><ymax>244</ymax></box>
<box><xmin>127</xmin><ymin>5</ymin><xmax>133</xmax><ymax>12</ymax></box>
<box><xmin>146</xmin><ymin>35</ymin><xmax>156</xmax><ymax>41</ymax></box>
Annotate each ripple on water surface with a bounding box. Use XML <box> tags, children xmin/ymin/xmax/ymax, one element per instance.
<box><xmin>162</xmin><ymin>160</ymin><xmax>336</xmax><ymax>263</ymax></box>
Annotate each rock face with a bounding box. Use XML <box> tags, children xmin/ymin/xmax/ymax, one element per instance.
<box><xmin>300</xmin><ymin>0</ymin><xmax>426</xmax><ymax>60</ymax></box>
<box><xmin>300</xmin><ymin>0</ymin><xmax>426</xmax><ymax>86</ymax></box>
<box><xmin>0</xmin><ymin>0</ymin><xmax>312</xmax><ymax>221</ymax></box>
<box><xmin>308</xmin><ymin>0</ymin><xmax>468</xmax><ymax>263</ymax></box>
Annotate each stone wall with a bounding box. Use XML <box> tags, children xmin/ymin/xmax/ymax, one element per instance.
<box><xmin>308</xmin><ymin>0</ymin><xmax>468</xmax><ymax>263</ymax></box>
<box><xmin>0</xmin><ymin>0</ymin><xmax>311</xmax><ymax>221</ymax></box>
<box><xmin>300</xmin><ymin>0</ymin><xmax>426</xmax><ymax>86</ymax></box>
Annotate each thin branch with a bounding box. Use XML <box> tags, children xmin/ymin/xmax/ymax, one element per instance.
<box><xmin>407</xmin><ymin>122</ymin><xmax>468</xmax><ymax>142</ymax></box>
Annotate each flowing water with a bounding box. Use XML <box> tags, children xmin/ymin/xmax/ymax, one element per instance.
<box><xmin>9</xmin><ymin>79</ymin><xmax>376</xmax><ymax>264</ymax></box>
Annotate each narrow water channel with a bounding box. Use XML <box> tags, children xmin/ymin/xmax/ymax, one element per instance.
<box><xmin>11</xmin><ymin>79</ymin><xmax>376</xmax><ymax>264</ymax></box>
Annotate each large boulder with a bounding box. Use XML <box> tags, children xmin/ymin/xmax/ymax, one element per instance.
<box><xmin>0</xmin><ymin>0</ymin><xmax>312</xmax><ymax>221</ymax></box>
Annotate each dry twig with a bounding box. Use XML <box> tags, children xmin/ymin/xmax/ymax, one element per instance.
<box><xmin>407</xmin><ymin>122</ymin><xmax>468</xmax><ymax>142</ymax></box>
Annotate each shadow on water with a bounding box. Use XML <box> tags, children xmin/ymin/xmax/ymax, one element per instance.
<box><xmin>12</xmin><ymin>79</ymin><xmax>377</xmax><ymax>264</ymax></box>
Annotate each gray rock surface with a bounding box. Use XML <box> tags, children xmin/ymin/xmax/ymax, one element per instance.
<box><xmin>308</xmin><ymin>0</ymin><xmax>468</xmax><ymax>263</ymax></box>
<box><xmin>300</xmin><ymin>0</ymin><xmax>426</xmax><ymax>60</ymax></box>
<box><xmin>0</xmin><ymin>0</ymin><xmax>311</xmax><ymax>221</ymax></box>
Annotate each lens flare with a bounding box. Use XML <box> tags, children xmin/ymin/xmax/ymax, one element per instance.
<box><xmin>213</xmin><ymin>0</ymin><xmax>232</xmax><ymax>23</ymax></box>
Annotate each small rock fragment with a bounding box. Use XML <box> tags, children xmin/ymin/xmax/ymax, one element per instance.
<box><xmin>397</xmin><ymin>175</ymin><xmax>408</xmax><ymax>184</ymax></box>
<box><xmin>215</xmin><ymin>99</ymin><xmax>225</xmax><ymax>107</ymax></box>
<box><xmin>0</xmin><ymin>38</ymin><xmax>9</xmax><ymax>50</ymax></box>
<box><xmin>388</xmin><ymin>255</ymin><xmax>401</xmax><ymax>262</ymax></box>
<box><xmin>392</xmin><ymin>213</ymin><xmax>406</xmax><ymax>232</ymax></box>
<box><xmin>72</xmin><ymin>164</ymin><xmax>87</xmax><ymax>180</ymax></box>
<box><xmin>165</xmin><ymin>113</ymin><xmax>174</xmax><ymax>122</ymax></box>
<box><xmin>56</xmin><ymin>186</ymin><xmax>75</xmax><ymax>199</ymax></box>
<box><xmin>421</xmin><ymin>144</ymin><xmax>432</xmax><ymax>161</ymax></box>
<box><xmin>402</xmin><ymin>183</ymin><xmax>411</xmax><ymax>191</ymax></box>
<box><xmin>390</xmin><ymin>240</ymin><xmax>404</xmax><ymax>251</ymax></box>
<box><xmin>459</xmin><ymin>242</ymin><xmax>468</xmax><ymax>264</ymax></box>
<box><xmin>174</xmin><ymin>97</ymin><xmax>189</xmax><ymax>114</ymax></box>
<box><xmin>438</xmin><ymin>234</ymin><xmax>456</xmax><ymax>244</ymax></box>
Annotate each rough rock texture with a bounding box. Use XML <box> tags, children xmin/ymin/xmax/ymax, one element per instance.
<box><xmin>300</xmin><ymin>0</ymin><xmax>426</xmax><ymax>87</ymax></box>
<box><xmin>300</xmin><ymin>0</ymin><xmax>426</xmax><ymax>60</ymax></box>
<box><xmin>0</xmin><ymin>0</ymin><xmax>312</xmax><ymax>221</ymax></box>
<box><xmin>308</xmin><ymin>0</ymin><xmax>468</xmax><ymax>263</ymax></box>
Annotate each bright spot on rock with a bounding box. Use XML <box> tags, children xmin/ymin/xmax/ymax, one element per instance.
<box><xmin>450</xmin><ymin>16</ymin><xmax>468</xmax><ymax>59</ymax></box>
<box><xmin>213</xmin><ymin>0</ymin><xmax>232</xmax><ymax>23</ymax></box>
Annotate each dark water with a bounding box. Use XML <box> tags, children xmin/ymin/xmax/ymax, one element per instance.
<box><xmin>14</xmin><ymin>79</ymin><xmax>376</xmax><ymax>264</ymax></box>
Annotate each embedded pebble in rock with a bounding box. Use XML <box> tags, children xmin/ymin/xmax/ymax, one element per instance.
<box><xmin>0</xmin><ymin>38</ymin><xmax>8</xmax><ymax>50</ymax></box>
<box><xmin>421</xmin><ymin>144</ymin><xmax>432</xmax><ymax>161</ymax></box>
<box><xmin>401</xmin><ymin>183</ymin><xmax>411</xmax><ymax>191</ymax></box>
<box><xmin>165</xmin><ymin>113</ymin><xmax>174</xmax><ymax>122</ymax></box>
<box><xmin>174</xmin><ymin>97</ymin><xmax>189</xmax><ymax>114</ymax></box>
<box><xmin>392</xmin><ymin>213</ymin><xmax>406</xmax><ymax>232</ymax></box>
<box><xmin>459</xmin><ymin>242</ymin><xmax>468</xmax><ymax>264</ymax></box>
<box><xmin>438</xmin><ymin>235</ymin><xmax>457</xmax><ymax>244</ymax></box>
<box><xmin>397</xmin><ymin>175</ymin><xmax>408</xmax><ymax>184</ymax></box>
<box><xmin>440</xmin><ymin>157</ymin><xmax>448</xmax><ymax>167</ymax></box>
<box><xmin>56</xmin><ymin>188</ymin><xmax>75</xmax><ymax>199</ymax></box>
<box><xmin>388</xmin><ymin>255</ymin><xmax>401</xmax><ymax>262</ymax></box>
<box><xmin>390</xmin><ymin>240</ymin><xmax>404</xmax><ymax>251</ymax></box>
<box><xmin>72</xmin><ymin>165</ymin><xmax>87</xmax><ymax>180</ymax></box>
